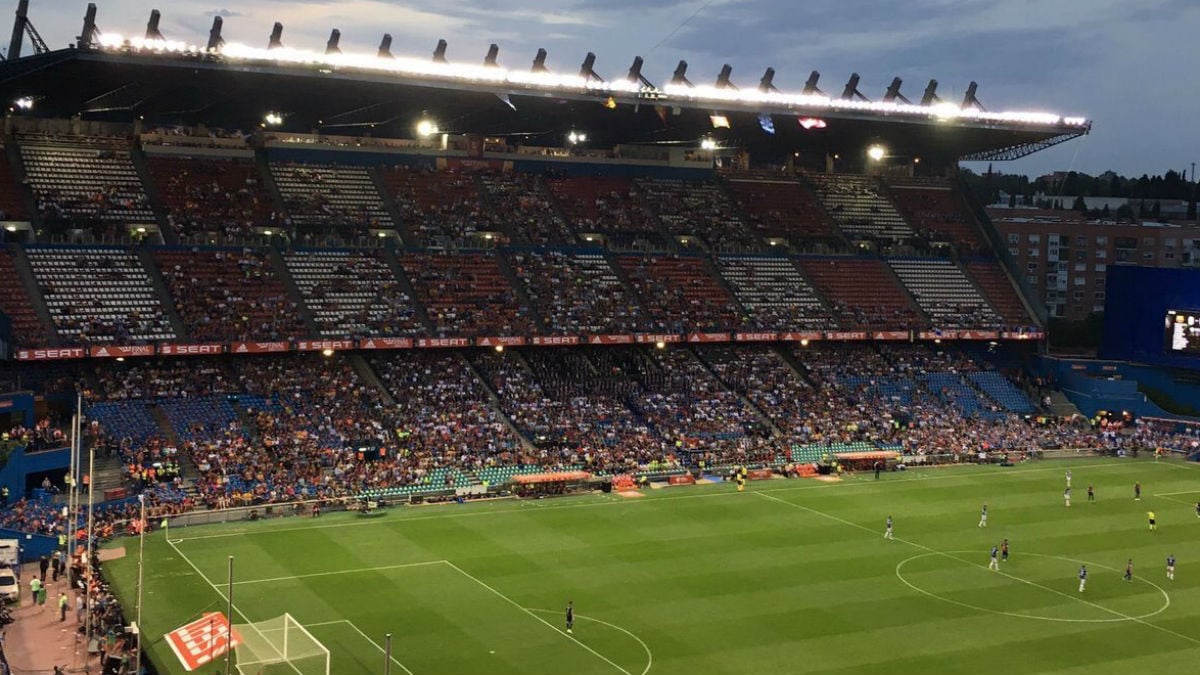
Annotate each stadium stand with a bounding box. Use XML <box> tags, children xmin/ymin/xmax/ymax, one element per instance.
<box><xmin>544</xmin><ymin>177</ymin><xmax>646</xmax><ymax>236</ymax></box>
<box><xmin>384</xmin><ymin>165</ymin><xmax>489</xmax><ymax>246</ymax></box>
<box><xmin>508</xmin><ymin>249</ymin><xmax>641</xmax><ymax>334</ymax></box>
<box><xmin>964</xmin><ymin>260</ymin><xmax>1034</xmax><ymax>326</ymax></box>
<box><xmin>885</xmin><ymin>177</ymin><xmax>984</xmax><ymax>248</ymax></box>
<box><xmin>479</xmin><ymin>172</ymin><xmax>569</xmax><ymax>244</ymax></box>
<box><xmin>0</xmin><ymin>249</ymin><xmax>48</xmax><ymax>345</ymax></box>
<box><xmin>19</xmin><ymin>137</ymin><xmax>155</xmax><ymax>230</ymax></box>
<box><xmin>147</xmin><ymin>155</ymin><xmax>275</xmax><ymax>239</ymax></box>
<box><xmin>618</xmin><ymin>254</ymin><xmax>745</xmax><ymax>332</ymax></box>
<box><xmin>806</xmin><ymin>173</ymin><xmax>914</xmax><ymax>241</ymax></box>
<box><xmin>284</xmin><ymin>249</ymin><xmax>421</xmax><ymax>338</ymax></box>
<box><xmin>888</xmin><ymin>257</ymin><xmax>1001</xmax><ymax>328</ymax></box>
<box><xmin>716</xmin><ymin>255</ymin><xmax>833</xmax><ymax>330</ymax></box>
<box><xmin>26</xmin><ymin>246</ymin><xmax>176</xmax><ymax>344</ymax></box>
<box><xmin>270</xmin><ymin>162</ymin><xmax>392</xmax><ymax>236</ymax></box>
<box><xmin>399</xmin><ymin>251</ymin><xmax>536</xmax><ymax>337</ymax></box>
<box><xmin>722</xmin><ymin>174</ymin><xmax>839</xmax><ymax>244</ymax></box>
<box><xmin>797</xmin><ymin>257</ymin><xmax>925</xmax><ymax>329</ymax></box>
<box><xmin>156</xmin><ymin>248</ymin><xmax>306</xmax><ymax>341</ymax></box>
<box><xmin>968</xmin><ymin>371</ymin><xmax>1036</xmax><ymax>413</ymax></box>
<box><xmin>695</xmin><ymin>345</ymin><xmax>815</xmax><ymax>443</ymax></box>
<box><xmin>0</xmin><ymin>146</ymin><xmax>28</xmax><ymax>221</ymax></box>
<box><xmin>632</xmin><ymin>178</ymin><xmax>757</xmax><ymax>249</ymax></box>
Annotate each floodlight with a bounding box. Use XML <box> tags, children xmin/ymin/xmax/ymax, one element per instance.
<box><xmin>5</xmin><ymin>225</ymin><xmax>17</xmax><ymax>232</ymax></box>
<box><xmin>800</xmin><ymin>339</ymin><xmax>810</xmax><ymax>347</ymax></box>
<box><xmin>325</xmin><ymin>29</ymin><xmax>341</xmax><ymax>55</ymax></box>
<box><xmin>135</xmin><ymin>227</ymin><xmax>146</xmax><ymax>233</ymax></box>
<box><xmin>920</xmin><ymin>79</ymin><xmax>941</xmax><ymax>106</ymax></box>
<box><xmin>432</xmin><ymin>39</ymin><xmax>448</xmax><ymax>63</ymax></box>
<box><xmin>883</xmin><ymin>77</ymin><xmax>909</xmax><ymax>104</ymax></box>
<box><xmin>715</xmin><ymin>64</ymin><xmax>735</xmax><ymax>89</ymax></box>
<box><xmin>759</xmin><ymin>67</ymin><xmax>778</xmax><ymax>93</ymax></box>
<box><xmin>803</xmin><ymin>70</ymin><xmax>822</xmax><ymax>95</ymax></box>
<box><xmin>267</xmin><ymin>22</ymin><xmax>284</xmax><ymax>50</ymax></box>
<box><xmin>494</xmin><ymin>345</ymin><xmax>504</xmax><ymax>353</ymax></box>
<box><xmin>484</xmin><ymin>44</ymin><xmax>499</xmax><ymax>67</ymax></box>
<box><xmin>655</xmin><ymin>341</ymin><xmax>666</xmax><ymax>350</ymax></box>
<box><xmin>627</xmin><ymin>56</ymin><xmax>653</xmax><ymax>87</ymax></box>
<box><xmin>378</xmin><ymin>34</ymin><xmax>393</xmax><ymax>58</ymax></box>
<box><xmin>145</xmin><ymin>9</ymin><xmax>164</xmax><ymax>41</ymax></box>
<box><xmin>13</xmin><ymin>97</ymin><xmax>34</xmax><ymax>110</ymax></box>
<box><xmin>580</xmin><ymin>52</ymin><xmax>602</xmax><ymax>81</ymax></box>
<box><xmin>416</xmin><ymin>118</ymin><xmax>439</xmax><ymax>136</ymax></box>
<box><xmin>377</xmin><ymin>231</ymin><xmax>388</xmax><ymax>238</ymax></box>
<box><xmin>263</xmin><ymin>112</ymin><xmax>283</xmax><ymax>126</ymax></box>
<box><xmin>322</xmin><ymin>348</ymin><xmax>334</xmax><ymax>357</ymax></box>
<box><xmin>672</xmin><ymin>60</ymin><xmax>692</xmax><ymax>86</ymax></box>
<box><xmin>700</xmin><ymin>138</ymin><xmax>717</xmax><ymax>150</ymax></box>
<box><xmin>532</xmin><ymin>48</ymin><xmax>549</xmax><ymax>72</ymax></box>
<box><xmin>867</xmin><ymin>144</ymin><xmax>886</xmax><ymax>161</ymax></box>
<box><xmin>567</xmin><ymin>130</ymin><xmax>588</xmax><ymax>144</ymax></box>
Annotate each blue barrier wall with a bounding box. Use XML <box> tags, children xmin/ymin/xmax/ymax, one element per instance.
<box><xmin>0</xmin><ymin>445</ymin><xmax>71</xmax><ymax>500</ymax></box>
<box><xmin>1102</xmin><ymin>266</ymin><xmax>1200</xmax><ymax>369</ymax></box>
<box><xmin>1041</xmin><ymin>356</ymin><xmax>1200</xmax><ymax>420</ymax></box>
<box><xmin>0</xmin><ymin>528</ymin><xmax>59</xmax><ymax>563</ymax></box>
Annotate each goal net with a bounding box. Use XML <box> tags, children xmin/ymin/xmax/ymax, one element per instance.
<box><xmin>233</xmin><ymin>613</ymin><xmax>331</xmax><ymax>675</ymax></box>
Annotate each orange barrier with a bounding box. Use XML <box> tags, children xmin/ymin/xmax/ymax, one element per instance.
<box><xmin>796</xmin><ymin>464</ymin><xmax>819</xmax><ymax>478</ymax></box>
<box><xmin>747</xmin><ymin>469</ymin><xmax>774</xmax><ymax>481</ymax></box>
<box><xmin>612</xmin><ymin>474</ymin><xmax>637</xmax><ymax>491</ymax></box>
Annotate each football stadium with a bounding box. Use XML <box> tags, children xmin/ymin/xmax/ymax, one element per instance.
<box><xmin>0</xmin><ymin>2</ymin><xmax>1198</xmax><ymax>674</ymax></box>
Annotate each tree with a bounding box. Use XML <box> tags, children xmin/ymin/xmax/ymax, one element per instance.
<box><xmin>1116</xmin><ymin>204</ymin><xmax>1134</xmax><ymax>221</ymax></box>
<box><xmin>1008</xmin><ymin>192</ymin><xmax>1017</xmax><ymax>208</ymax></box>
<box><xmin>1152</xmin><ymin>200</ymin><xmax>1162</xmax><ymax>219</ymax></box>
<box><xmin>1101</xmin><ymin>204</ymin><xmax>1111</xmax><ymax>218</ymax></box>
<box><xmin>1072</xmin><ymin>195</ymin><xmax>1087</xmax><ymax>212</ymax></box>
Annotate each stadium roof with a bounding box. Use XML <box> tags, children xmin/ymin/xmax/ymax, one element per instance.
<box><xmin>0</xmin><ymin>15</ymin><xmax>1092</xmax><ymax>166</ymax></box>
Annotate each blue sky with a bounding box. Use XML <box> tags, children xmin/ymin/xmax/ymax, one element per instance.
<box><xmin>16</xmin><ymin>0</ymin><xmax>1200</xmax><ymax>178</ymax></box>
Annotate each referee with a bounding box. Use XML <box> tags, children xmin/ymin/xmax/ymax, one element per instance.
<box><xmin>566</xmin><ymin>601</ymin><xmax>574</xmax><ymax>634</ymax></box>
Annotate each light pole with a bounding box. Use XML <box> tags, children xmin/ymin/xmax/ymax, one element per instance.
<box><xmin>135</xmin><ymin>493</ymin><xmax>146</xmax><ymax>675</ymax></box>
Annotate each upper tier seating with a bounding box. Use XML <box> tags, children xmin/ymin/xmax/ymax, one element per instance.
<box><xmin>888</xmin><ymin>258</ymin><xmax>1001</xmax><ymax>328</ymax></box>
<box><xmin>807</xmin><ymin>174</ymin><xmax>913</xmax><ymax>241</ymax></box>
<box><xmin>618</xmin><ymin>254</ymin><xmax>745</xmax><ymax>332</ymax></box>
<box><xmin>156</xmin><ymin>249</ymin><xmax>306</xmax><ymax>341</ymax></box>
<box><xmin>0</xmin><ymin>148</ymin><xmax>28</xmax><ymax>220</ymax></box>
<box><xmin>964</xmin><ymin>261</ymin><xmax>1033</xmax><ymax>326</ymax></box>
<box><xmin>716</xmin><ymin>256</ymin><xmax>832</xmax><ymax>330</ymax></box>
<box><xmin>400</xmin><ymin>251</ymin><xmax>535</xmax><ymax>337</ymax></box>
<box><xmin>27</xmin><ymin>246</ymin><xmax>176</xmax><ymax>344</ymax></box>
<box><xmin>0</xmin><ymin>250</ymin><xmax>48</xmax><ymax>344</ymax></box>
<box><xmin>148</xmin><ymin>155</ymin><xmax>274</xmax><ymax>238</ymax></box>
<box><xmin>270</xmin><ymin>163</ymin><xmax>392</xmax><ymax>234</ymax></box>
<box><xmin>20</xmin><ymin>140</ymin><xmax>155</xmax><ymax>226</ymax></box>
<box><xmin>885</xmin><ymin>178</ymin><xmax>983</xmax><ymax>248</ymax></box>
<box><xmin>509</xmin><ymin>250</ymin><xmax>639</xmax><ymax>335</ymax></box>
<box><xmin>479</xmin><ymin>172</ymin><xmax>569</xmax><ymax>244</ymax></box>
<box><xmin>383</xmin><ymin>166</ymin><xmax>488</xmax><ymax>245</ymax></box>
<box><xmin>724</xmin><ymin>176</ymin><xmax>838</xmax><ymax>242</ymax></box>
<box><xmin>632</xmin><ymin>178</ymin><xmax>756</xmax><ymax>249</ymax></box>
<box><xmin>545</xmin><ymin>177</ymin><xmax>647</xmax><ymax>235</ymax></box>
<box><xmin>284</xmin><ymin>249</ymin><xmax>421</xmax><ymax>338</ymax></box>
<box><xmin>797</xmin><ymin>257</ymin><xmax>925</xmax><ymax>329</ymax></box>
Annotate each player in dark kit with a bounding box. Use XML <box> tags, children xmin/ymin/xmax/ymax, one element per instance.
<box><xmin>1001</xmin><ymin>538</ymin><xmax>1009</xmax><ymax>562</ymax></box>
<box><xmin>1087</xmin><ymin>485</ymin><xmax>1095</xmax><ymax>502</ymax></box>
<box><xmin>1124</xmin><ymin>559</ymin><xmax>1134</xmax><ymax>582</ymax></box>
<box><xmin>566</xmin><ymin>601</ymin><xmax>574</xmax><ymax>634</ymax></box>
<box><xmin>1134</xmin><ymin>482</ymin><xmax>1141</xmax><ymax>501</ymax></box>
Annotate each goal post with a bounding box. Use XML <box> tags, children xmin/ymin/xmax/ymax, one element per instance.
<box><xmin>233</xmin><ymin>613</ymin><xmax>331</xmax><ymax>675</ymax></box>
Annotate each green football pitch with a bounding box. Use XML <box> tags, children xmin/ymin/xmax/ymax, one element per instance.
<box><xmin>105</xmin><ymin>457</ymin><xmax>1200</xmax><ymax>675</ymax></box>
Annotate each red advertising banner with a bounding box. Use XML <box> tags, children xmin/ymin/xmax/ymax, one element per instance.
<box><xmin>415</xmin><ymin>337</ymin><xmax>472</xmax><ymax>348</ymax></box>
<box><xmin>779</xmin><ymin>331</ymin><xmax>823</xmax><ymax>342</ymax></box>
<box><xmin>16</xmin><ymin>347</ymin><xmax>87</xmax><ymax>361</ymax></box>
<box><xmin>825</xmin><ymin>331</ymin><xmax>869</xmax><ymax>341</ymax></box>
<box><xmin>475</xmin><ymin>336</ymin><xmax>527</xmax><ymax>347</ymax></box>
<box><xmin>531</xmin><ymin>335</ymin><xmax>582</xmax><ymax>346</ymax></box>
<box><xmin>165</xmin><ymin>612</ymin><xmax>241</xmax><ymax>672</ymax></box>
<box><xmin>230</xmin><ymin>341</ymin><xmax>291</xmax><ymax>354</ymax></box>
<box><xmin>588</xmin><ymin>334</ymin><xmax>635</xmax><ymax>345</ymax></box>
<box><xmin>296</xmin><ymin>340</ymin><xmax>355</xmax><ymax>352</ymax></box>
<box><xmin>358</xmin><ymin>338</ymin><xmax>414</xmax><ymax>350</ymax></box>
<box><xmin>159</xmin><ymin>343</ymin><xmax>225</xmax><ymax>356</ymax></box>
<box><xmin>88</xmin><ymin>345</ymin><xmax>156</xmax><ymax>359</ymax></box>
<box><xmin>687</xmin><ymin>332</ymin><xmax>731</xmax><ymax>343</ymax></box>
<box><xmin>734</xmin><ymin>332</ymin><xmax>779</xmax><ymax>342</ymax></box>
<box><xmin>634</xmin><ymin>334</ymin><xmax>683</xmax><ymax>344</ymax></box>
<box><xmin>873</xmin><ymin>331</ymin><xmax>910</xmax><ymax>341</ymax></box>
<box><xmin>1001</xmin><ymin>331</ymin><xmax>1045</xmax><ymax>340</ymax></box>
<box><xmin>957</xmin><ymin>330</ymin><xmax>1000</xmax><ymax>340</ymax></box>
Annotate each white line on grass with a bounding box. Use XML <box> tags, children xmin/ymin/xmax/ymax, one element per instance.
<box><xmin>289</xmin><ymin>619</ymin><xmax>415</xmax><ymax>675</ymax></box>
<box><xmin>174</xmin><ymin>460</ymin><xmax>1139</xmax><ymax>542</ymax></box>
<box><xmin>1154</xmin><ymin>494</ymin><xmax>1196</xmax><ymax>506</ymax></box>
<box><xmin>230</xmin><ymin>560</ymin><xmax>446</xmax><ymax>586</ymax></box>
<box><xmin>525</xmin><ymin>608</ymin><xmax>653</xmax><ymax>675</ymax></box>
<box><xmin>442</xmin><ymin>560</ymin><xmax>635</xmax><ymax>675</ymax></box>
<box><xmin>754</xmin><ymin>491</ymin><xmax>1200</xmax><ymax>647</ymax></box>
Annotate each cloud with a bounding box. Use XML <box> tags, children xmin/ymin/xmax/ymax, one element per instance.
<box><xmin>211</xmin><ymin>8</ymin><xmax>244</xmax><ymax>18</ymax></box>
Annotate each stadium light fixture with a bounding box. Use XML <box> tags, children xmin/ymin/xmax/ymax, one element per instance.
<box><xmin>268</xmin><ymin>22</ymin><xmax>284</xmax><ymax>50</ymax></box>
<box><xmin>378</xmin><ymin>34</ymin><xmax>393</xmax><ymax>59</ymax></box>
<box><xmin>13</xmin><ymin>97</ymin><xmax>34</xmax><ymax>110</ymax></box>
<box><xmin>867</xmin><ymin>144</ymin><xmax>886</xmax><ymax>161</ymax></box>
<box><xmin>416</xmin><ymin>118</ymin><xmax>439</xmax><ymax>137</ymax></box>
<box><xmin>567</xmin><ymin>130</ymin><xmax>588</xmax><ymax>144</ymax></box>
<box><xmin>655</xmin><ymin>341</ymin><xmax>666</xmax><ymax>350</ymax></box>
<box><xmin>322</xmin><ymin>348</ymin><xmax>334</xmax><ymax>357</ymax></box>
<box><xmin>135</xmin><ymin>227</ymin><xmax>146</xmax><ymax>233</ymax></box>
<box><xmin>4</xmin><ymin>225</ymin><xmax>17</xmax><ymax>233</ymax></box>
<box><xmin>377</xmin><ymin>231</ymin><xmax>388</xmax><ymax>238</ymax></box>
<box><xmin>484</xmin><ymin>44</ymin><xmax>499</xmax><ymax>67</ymax></box>
<box><xmin>263</xmin><ymin>112</ymin><xmax>284</xmax><ymax>126</ymax></box>
<box><xmin>326</xmin><ymin>29</ymin><xmax>342</xmax><ymax>55</ymax></box>
<box><xmin>700</xmin><ymin>138</ymin><xmax>718</xmax><ymax>151</ymax></box>
<box><xmin>800</xmin><ymin>339</ymin><xmax>810</xmax><ymax>347</ymax></box>
<box><xmin>207</xmin><ymin>16</ymin><xmax>225</xmax><ymax>51</ymax></box>
<box><xmin>494</xmin><ymin>345</ymin><xmax>504</xmax><ymax>353</ymax></box>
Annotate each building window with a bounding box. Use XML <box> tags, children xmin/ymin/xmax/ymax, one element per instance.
<box><xmin>1026</xmin><ymin>262</ymin><xmax>1039</xmax><ymax>272</ymax></box>
<box><xmin>1096</xmin><ymin>236</ymin><xmax>1108</xmax><ymax>246</ymax></box>
<box><xmin>1074</xmin><ymin>263</ymin><xmax>1087</xmax><ymax>271</ymax></box>
<box><xmin>1075</xmin><ymin>236</ymin><xmax>1088</xmax><ymax>247</ymax></box>
<box><xmin>1096</xmin><ymin>250</ymin><xmax>1107</xmax><ymax>260</ymax></box>
<box><xmin>1143</xmin><ymin>251</ymin><xmax>1156</xmax><ymax>261</ymax></box>
<box><xmin>1009</xmin><ymin>247</ymin><xmax>1020</xmax><ymax>258</ymax></box>
<box><xmin>1007</xmin><ymin>233</ymin><xmax>1020</xmax><ymax>244</ymax></box>
<box><xmin>1093</xmin><ymin>304</ymin><xmax>1105</xmax><ymax>313</ymax></box>
<box><xmin>1028</xmin><ymin>248</ymin><xmax>1040</xmax><ymax>258</ymax></box>
<box><xmin>1094</xmin><ymin>291</ymin><xmax>1106</xmax><ymax>300</ymax></box>
<box><xmin>1094</xmin><ymin>264</ymin><xmax>1107</xmax><ymax>272</ymax></box>
<box><xmin>1073</xmin><ymin>290</ymin><xmax>1084</xmax><ymax>301</ymax></box>
<box><xmin>1074</xmin><ymin>251</ymin><xmax>1088</xmax><ymax>261</ymax></box>
<box><xmin>1028</xmin><ymin>234</ymin><xmax>1041</xmax><ymax>244</ymax></box>
<box><xmin>1074</xmin><ymin>277</ymin><xmax>1086</xmax><ymax>286</ymax></box>
<box><xmin>1025</xmin><ymin>275</ymin><xmax>1038</xmax><ymax>286</ymax></box>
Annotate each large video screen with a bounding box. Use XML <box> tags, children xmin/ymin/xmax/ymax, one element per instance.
<box><xmin>1165</xmin><ymin>310</ymin><xmax>1200</xmax><ymax>354</ymax></box>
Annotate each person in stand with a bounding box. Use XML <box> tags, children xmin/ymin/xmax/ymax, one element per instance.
<box><xmin>565</xmin><ymin>601</ymin><xmax>575</xmax><ymax>634</ymax></box>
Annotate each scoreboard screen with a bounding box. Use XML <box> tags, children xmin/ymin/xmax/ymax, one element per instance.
<box><xmin>1165</xmin><ymin>310</ymin><xmax>1200</xmax><ymax>354</ymax></box>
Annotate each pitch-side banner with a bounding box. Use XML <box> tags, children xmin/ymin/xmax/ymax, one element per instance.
<box><xmin>165</xmin><ymin>612</ymin><xmax>241</xmax><ymax>672</ymax></box>
<box><xmin>359</xmin><ymin>338</ymin><xmax>414</xmax><ymax>350</ymax></box>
